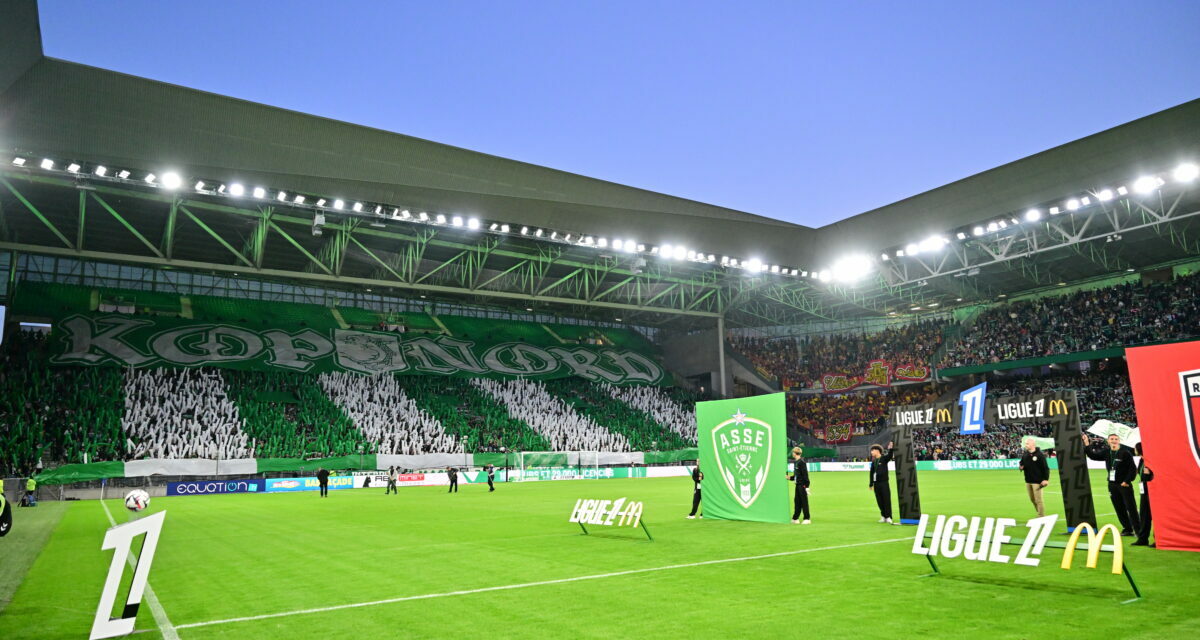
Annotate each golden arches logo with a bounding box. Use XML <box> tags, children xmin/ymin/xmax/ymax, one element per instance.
<box><xmin>935</xmin><ymin>408</ymin><xmax>952</xmax><ymax>423</ymax></box>
<box><xmin>1060</xmin><ymin>522</ymin><xmax>1123</xmax><ymax>574</ymax></box>
<box><xmin>1048</xmin><ymin>399</ymin><xmax>1069</xmax><ymax>416</ymax></box>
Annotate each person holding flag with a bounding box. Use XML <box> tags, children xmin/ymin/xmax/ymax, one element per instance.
<box><xmin>687</xmin><ymin>465</ymin><xmax>703</xmax><ymax>519</ymax></box>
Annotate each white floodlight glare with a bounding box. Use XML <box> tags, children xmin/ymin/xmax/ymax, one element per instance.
<box><xmin>1049</xmin><ymin>206</ymin><xmax>1060</xmax><ymax>215</ymax></box>
<box><xmin>467</xmin><ymin>218</ymin><xmax>480</xmax><ymax>230</ymax></box>
<box><xmin>253</xmin><ymin>187</ymin><xmax>266</xmax><ymax>198</ymax></box>
<box><xmin>612</xmin><ymin>239</ymin><xmax>624</xmax><ymax>251</ymax></box>
<box><xmin>1080</xmin><ymin>196</ymin><xmax>1091</xmax><ymax>206</ymax></box>
<box><xmin>535</xmin><ymin>228</ymin><xmax>544</xmax><ymax>237</ymax></box>
<box><xmin>1174</xmin><ymin>162</ymin><xmax>1199</xmax><ymax>183</ymax></box>
<box><xmin>745</xmin><ymin>258</ymin><xmax>763</xmax><ymax>272</ymax></box>
<box><xmin>489</xmin><ymin>223</ymin><xmax>498</xmax><ymax>231</ymax></box>
<box><xmin>228</xmin><ymin>183</ymin><xmax>245</xmax><ymax>196</ymax></box>
<box><xmin>880</xmin><ymin>253</ymin><xmax>890</xmax><ymax>261</ymax></box>
<box><xmin>94</xmin><ymin>166</ymin><xmax>108</xmax><ymax>177</ymax></box>
<box><xmin>375</xmin><ymin>206</ymin><xmax>383</xmax><ymax>214</ymax></box>
<box><xmin>294</xmin><ymin>195</ymin><xmax>306</xmax><ymax>204</ymax></box>
<box><xmin>276</xmin><ymin>191</ymin><xmax>288</xmax><ymax>202</ymax></box>
<box><xmin>333</xmin><ymin>199</ymin><xmax>345</xmax><ymax>209</ymax></box>
<box><xmin>673</xmin><ymin>246</ymin><xmax>687</xmax><ymax>260</ymax></box>
<box><xmin>67</xmin><ymin>163</ymin><xmax>81</xmax><ymax>173</ymax></box>
<box><xmin>1097</xmin><ymin>189</ymin><xmax>1114</xmax><ymax>201</ymax></box>
<box><xmin>637</xmin><ymin>244</ymin><xmax>645</xmax><ymax>252</ymax></box>
<box><xmin>721</xmin><ymin>256</ymin><xmax>730</xmax><ymax>264</ymax></box>
<box><xmin>660</xmin><ymin>244</ymin><xmax>673</xmax><ymax>257</ymax></box>
<box><xmin>117</xmin><ymin>170</ymin><xmax>131</xmax><ymax>179</ymax></box>
<box><xmin>317</xmin><ymin>199</ymin><xmax>327</xmax><ymax>207</ymax></box>
<box><xmin>40</xmin><ymin>158</ymin><xmax>54</xmax><ymax>170</ymax></box>
<box><xmin>987</xmin><ymin>222</ymin><xmax>999</xmax><ymax>232</ymax></box>
<box><xmin>520</xmin><ymin>226</ymin><xmax>529</xmax><ymax>235</ymax></box>
<box><xmin>217</xmin><ymin>184</ymin><xmax>226</xmax><ymax>193</ymax></box>
<box><xmin>1116</xmin><ymin>186</ymin><xmax>1128</xmax><ymax>196</ymax></box>
<box><xmin>1024</xmin><ymin>208</ymin><xmax>1042</xmax><ymax>222</ymax></box>
<box><xmin>817</xmin><ymin>270</ymin><xmax>831</xmax><ymax>282</ymax></box>
<box><xmin>500</xmin><ymin>224</ymin><xmax>510</xmax><ymax>233</ymax></box>
<box><xmin>1066</xmin><ymin>198</ymin><xmax>1081</xmax><ymax>211</ymax></box>
<box><xmin>770</xmin><ymin>265</ymin><xmax>780</xmax><ymax>273</ymax></box>
<box><xmin>565</xmin><ymin>234</ymin><xmax>573</xmax><ymax>242</ymax></box>
<box><xmin>904</xmin><ymin>243</ymin><xmax>919</xmax><ymax>255</ymax></box>
<box><xmin>956</xmin><ymin>232</ymin><xmax>967</xmax><ymax>240</ymax></box>
<box><xmin>419</xmin><ymin>212</ymin><xmax>429</xmax><ymax>221</ymax></box>
<box><xmin>1132</xmin><ymin>175</ymin><xmax>1161</xmax><ymax>194</ymax></box>
<box><xmin>896</xmin><ymin>250</ymin><xmax>905</xmax><ymax>257</ymax></box>
<box><xmin>550</xmin><ymin>231</ymin><xmax>558</xmax><ymax>239</ymax></box>
<box><xmin>830</xmin><ymin>254</ymin><xmax>873</xmax><ymax>283</ymax></box>
<box><xmin>400</xmin><ymin>209</ymin><xmax>410</xmax><ymax>218</ymax></box>
<box><xmin>435</xmin><ymin>214</ymin><xmax>446</xmax><ymax>224</ymax></box>
<box><xmin>452</xmin><ymin>216</ymin><xmax>464</xmax><ymax>227</ymax></box>
<box><xmin>195</xmin><ymin>181</ymin><xmax>206</xmax><ymax>191</ymax></box>
<box><xmin>597</xmin><ymin>237</ymin><xmax>608</xmax><ymax>247</ymax></box>
<box><xmin>998</xmin><ymin>220</ymin><xmax>1008</xmax><ymax>229</ymax></box>
<box><xmin>353</xmin><ymin>202</ymin><xmax>364</xmax><ymax>212</ymax></box>
<box><xmin>973</xmin><ymin>226</ymin><xmax>984</xmax><ymax>236</ymax></box>
<box><xmin>144</xmin><ymin>173</ymin><xmax>156</xmax><ymax>184</ymax></box>
<box><xmin>918</xmin><ymin>236</ymin><xmax>946</xmax><ymax>253</ymax></box>
<box><xmin>687</xmin><ymin>250</ymin><xmax>696</xmax><ymax>260</ymax></box>
<box><xmin>160</xmin><ymin>172</ymin><xmax>182</xmax><ymax>189</ymax></box>
<box><xmin>11</xmin><ymin>157</ymin><xmax>26</xmax><ymax>166</ymax></box>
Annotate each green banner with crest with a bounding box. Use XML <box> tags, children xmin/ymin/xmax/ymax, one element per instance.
<box><xmin>697</xmin><ymin>393</ymin><xmax>789</xmax><ymax>523</ymax></box>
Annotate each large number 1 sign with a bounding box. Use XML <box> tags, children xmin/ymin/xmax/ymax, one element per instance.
<box><xmin>91</xmin><ymin>511</ymin><xmax>166</xmax><ymax>640</ymax></box>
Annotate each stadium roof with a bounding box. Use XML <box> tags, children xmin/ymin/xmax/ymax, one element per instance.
<box><xmin>2</xmin><ymin>1</ymin><xmax>1199</xmax><ymax>330</ymax></box>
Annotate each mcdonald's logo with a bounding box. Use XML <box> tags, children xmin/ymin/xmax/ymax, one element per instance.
<box><xmin>935</xmin><ymin>408</ymin><xmax>952</xmax><ymax>424</ymax></box>
<box><xmin>1048</xmin><ymin>399</ymin><xmax>1069</xmax><ymax>417</ymax></box>
<box><xmin>1060</xmin><ymin>522</ymin><xmax>1123</xmax><ymax>575</ymax></box>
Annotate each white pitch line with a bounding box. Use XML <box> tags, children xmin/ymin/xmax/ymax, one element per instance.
<box><xmin>99</xmin><ymin>494</ymin><xmax>181</xmax><ymax>640</ymax></box>
<box><xmin>175</xmin><ymin>536</ymin><xmax>913</xmax><ymax>630</ymax></box>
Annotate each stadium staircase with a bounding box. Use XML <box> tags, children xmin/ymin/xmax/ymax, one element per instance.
<box><xmin>724</xmin><ymin>341</ymin><xmax>781</xmax><ymax>393</ymax></box>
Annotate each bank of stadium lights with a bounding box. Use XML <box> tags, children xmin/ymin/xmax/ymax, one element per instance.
<box><xmin>829</xmin><ymin>254</ymin><xmax>873</xmax><ymax>283</ymax></box>
<box><xmin>1024</xmin><ymin>208</ymin><xmax>1042</xmax><ymax>222</ymax></box>
<box><xmin>1176</xmin><ymin>162</ymin><xmax>1199</xmax><ymax>182</ymax></box>
<box><xmin>228</xmin><ymin>183</ymin><xmax>245</xmax><ymax>196</ymax></box>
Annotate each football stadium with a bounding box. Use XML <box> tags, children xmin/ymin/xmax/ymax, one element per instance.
<box><xmin>2</xmin><ymin>2</ymin><xmax>1200</xmax><ymax>639</ymax></box>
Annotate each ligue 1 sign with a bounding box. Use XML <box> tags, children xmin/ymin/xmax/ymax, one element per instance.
<box><xmin>90</xmin><ymin>512</ymin><xmax>166</xmax><ymax>640</ymax></box>
<box><xmin>569</xmin><ymin>497</ymin><xmax>652</xmax><ymax>540</ymax></box>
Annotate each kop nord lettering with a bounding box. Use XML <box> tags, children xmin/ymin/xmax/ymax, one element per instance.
<box><xmin>52</xmin><ymin>314</ymin><xmax>664</xmax><ymax>384</ymax></box>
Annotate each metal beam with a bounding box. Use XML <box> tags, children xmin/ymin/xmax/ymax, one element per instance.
<box><xmin>90</xmin><ymin>194</ymin><xmax>164</xmax><ymax>259</ymax></box>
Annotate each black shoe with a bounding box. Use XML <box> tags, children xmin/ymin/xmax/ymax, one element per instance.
<box><xmin>1120</xmin><ymin>530</ymin><xmax>1134</xmax><ymax>536</ymax></box>
<box><xmin>1131</xmin><ymin>540</ymin><xmax>1149</xmax><ymax>546</ymax></box>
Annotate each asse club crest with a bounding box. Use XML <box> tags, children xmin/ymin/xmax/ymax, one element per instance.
<box><xmin>710</xmin><ymin>409</ymin><xmax>775</xmax><ymax>508</ymax></box>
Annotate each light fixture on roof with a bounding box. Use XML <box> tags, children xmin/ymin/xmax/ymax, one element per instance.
<box><xmin>905</xmin><ymin>243</ymin><xmax>919</xmax><ymax>255</ymax></box>
<box><xmin>435</xmin><ymin>213</ymin><xmax>446</xmax><ymax>224</ymax></box>
<box><xmin>1116</xmin><ymin>186</ymin><xmax>1128</xmax><ymax>196</ymax></box>
<box><xmin>661</xmin><ymin>244</ymin><xmax>673</xmax><ymax>258</ymax></box>
<box><xmin>637</xmin><ymin>243</ymin><xmax>645</xmax><ymax>252</ymax></box>
<box><xmin>520</xmin><ymin>226</ymin><xmax>529</xmax><ymax>235</ymax></box>
<box><xmin>276</xmin><ymin>191</ymin><xmax>288</xmax><ymax>202</ymax></box>
<box><xmin>11</xmin><ymin>157</ymin><xmax>26</xmax><ymax>166</ymax></box>
<box><xmin>1132</xmin><ymin>175</ymin><xmax>1161</xmax><ymax>194</ymax></box>
<box><xmin>40</xmin><ymin>159</ymin><xmax>54</xmax><ymax>170</ymax></box>
<box><xmin>144</xmin><ymin>173</ymin><xmax>157</xmax><ymax>184</ymax></box>
<box><xmin>489</xmin><ymin>222</ymin><xmax>498</xmax><ymax>231</ymax></box>
<box><xmin>998</xmin><ymin>220</ymin><xmax>1007</xmax><ymax>229</ymax></box>
<box><xmin>987</xmin><ymin>222</ymin><xmax>999</xmax><ymax>232</ymax></box>
<box><xmin>895</xmin><ymin>249</ymin><xmax>905</xmax><ymax>257</ymax></box>
<box><xmin>1049</xmin><ymin>206</ymin><xmax>1060</xmax><ymax>215</ymax></box>
<box><xmin>500</xmin><ymin>224</ymin><xmax>509</xmax><ymax>232</ymax></box>
<box><xmin>451</xmin><ymin>216</ymin><xmax>463</xmax><ymax>227</ymax></box>
<box><xmin>400</xmin><ymin>209</ymin><xmax>410</xmax><ymax>218</ymax></box>
<box><xmin>928</xmin><ymin>302</ymin><xmax>939</xmax><ymax>307</ymax></box>
<box><xmin>316</xmin><ymin>198</ymin><xmax>327</xmax><ymax>207</ymax></box>
<box><xmin>374</xmin><ymin>205</ymin><xmax>383</xmax><ymax>215</ymax></box>
<box><xmin>194</xmin><ymin>181</ymin><xmax>206</xmax><ymax>191</ymax></box>
<box><xmin>1066</xmin><ymin>198</ymin><xmax>1081</xmax><ymax>211</ymax></box>
<box><xmin>419</xmin><ymin>211</ymin><xmax>429</xmax><ymax>221</ymax></box>
<box><xmin>467</xmin><ymin>218</ymin><xmax>480</xmax><ymax>230</ymax></box>
<box><xmin>67</xmin><ymin>163</ymin><xmax>81</xmax><ymax>173</ymax></box>
<box><xmin>770</xmin><ymin>264</ymin><xmax>780</xmax><ymax>273</ymax></box>
<box><xmin>252</xmin><ymin>187</ymin><xmax>266</xmax><ymax>198</ymax></box>
<box><xmin>972</xmin><ymin>226</ymin><xmax>984</xmax><ymax>236</ymax></box>
<box><xmin>117</xmin><ymin>170</ymin><xmax>131</xmax><ymax>179</ymax></box>
<box><xmin>228</xmin><ymin>183</ymin><xmax>245</xmax><ymax>196</ymax></box>
<box><xmin>880</xmin><ymin>253</ymin><xmax>890</xmax><ymax>261</ymax></box>
<box><xmin>830</xmin><ymin>254</ymin><xmax>873</xmax><ymax>283</ymax></box>
<box><xmin>745</xmin><ymin>258</ymin><xmax>763</xmax><ymax>272</ymax></box>
<box><xmin>956</xmin><ymin>232</ymin><xmax>967</xmax><ymax>240</ymax></box>
<box><xmin>817</xmin><ymin>270</ymin><xmax>831</xmax><ymax>282</ymax></box>
<box><xmin>294</xmin><ymin>195</ymin><xmax>306</xmax><ymax>204</ymax></box>
<box><xmin>687</xmin><ymin>249</ymin><xmax>696</xmax><ymax>260</ymax></box>
<box><xmin>597</xmin><ymin>237</ymin><xmax>608</xmax><ymax>248</ymax></box>
<box><xmin>550</xmin><ymin>231</ymin><xmax>558</xmax><ymax>239</ymax></box>
<box><xmin>160</xmin><ymin>172</ymin><xmax>182</xmax><ymax>189</ymax></box>
<box><xmin>1097</xmin><ymin>189</ymin><xmax>1113</xmax><ymax>201</ymax></box>
<box><xmin>918</xmin><ymin>236</ymin><xmax>946</xmax><ymax>253</ymax></box>
<box><xmin>352</xmin><ymin>202</ymin><xmax>364</xmax><ymax>212</ymax></box>
<box><xmin>94</xmin><ymin>165</ymin><xmax>107</xmax><ymax>176</ymax></box>
<box><xmin>1080</xmin><ymin>196</ymin><xmax>1091</xmax><ymax>206</ymax></box>
<box><xmin>332</xmin><ymin>199</ymin><xmax>345</xmax><ymax>209</ymax></box>
<box><xmin>1024</xmin><ymin>208</ymin><xmax>1042</xmax><ymax>222</ymax></box>
<box><xmin>535</xmin><ymin>228</ymin><xmax>544</xmax><ymax>237</ymax></box>
<box><xmin>1175</xmin><ymin>162</ymin><xmax>1199</xmax><ymax>183</ymax></box>
<box><xmin>613</xmin><ymin>239</ymin><xmax>624</xmax><ymax>250</ymax></box>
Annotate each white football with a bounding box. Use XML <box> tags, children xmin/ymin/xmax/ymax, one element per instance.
<box><xmin>124</xmin><ymin>489</ymin><xmax>151</xmax><ymax>512</ymax></box>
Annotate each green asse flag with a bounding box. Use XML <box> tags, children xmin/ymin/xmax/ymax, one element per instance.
<box><xmin>697</xmin><ymin>393</ymin><xmax>789</xmax><ymax>523</ymax></box>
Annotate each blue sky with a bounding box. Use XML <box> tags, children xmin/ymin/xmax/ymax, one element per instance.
<box><xmin>38</xmin><ymin>1</ymin><xmax>1200</xmax><ymax>227</ymax></box>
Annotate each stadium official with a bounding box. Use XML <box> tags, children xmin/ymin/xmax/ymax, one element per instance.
<box><xmin>868</xmin><ymin>442</ymin><xmax>894</xmax><ymax>523</ymax></box>
<box><xmin>1019</xmin><ymin>438</ymin><xmax>1050</xmax><ymax>517</ymax></box>
<box><xmin>790</xmin><ymin>447</ymin><xmax>811</xmax><ymax>524</ymax></box>
<box><xmin>687</xmin><ymin>466</ymin><xmax>703</xmax><ymax>519</ymax></box>
<box><xmin>1083</xmin><ymin>433</ymin><xmax>1139</xmax><ymax>536</ymax></box>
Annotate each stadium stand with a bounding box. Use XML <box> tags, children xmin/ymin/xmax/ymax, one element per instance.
<box><xmin>121</xmin><ymin>368</ymin><xmax>252</xmax><ymax>459</ymax></box>
<box><xmin>397</xmin><ymin>376</ymin><xmax>552</xmax><ymax>452</ymax></box>
<box><xmin>542</xmin><ymin>379</ymin><xmax>691</xmax><ymax>450</ymax></box>
<box><xmin>789</xmin><ymin>384</ymin><xmax>942</xmax><ymax>435</ymax></box>
<box><xmin>601</xmin><ymin>383</ymin><xmax>698</xmax><ymax>444</ymax></box>
<box><xmin>471</xmin><ymin>378</ymin><xmax>631</xmax><ymax>451</ymax></box>
<box><xmin>941</xmin><ymin>272</ymin><xmax>1200</xmax><ymax>367</ymax></box>
<box><xmin>318</xmin><ymin>372</ymin><xmax>462</xmax><ymax>454</ymax></box>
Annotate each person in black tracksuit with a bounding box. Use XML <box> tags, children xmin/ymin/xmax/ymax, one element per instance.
<box><xmin>486</xmin><ymin>464</ymin><xmax>496</xmax><ymax>492</ymax></box>
<box><xmin>1083</xmin><ymin>433</ymin><xmax>1139</xmax><ymax>535</ymax></box>
<box><xmin>1133</xmin><ymin>443</ymin><xmax>1154</xmax><ymax>546</ymax></box>
<box><xmin>790</xmin><ymin>447</ymin><xmax>811</xmax><ymax>524</ymax></box>
<box><xmin>868</xmin><ymin>442</ymin><xmax>894</xmax><ymax>523</ymax></box>
<box><xmin>316</xmin><ymin>468</ymin><xmax>330</xmax><ymax>498</ymax></box>
<box><xmin>1019</xmin><ymin>439</ymin><xmax>1051</xmax><ymax>517</ymax></box>
<box><xmin>447</xmin><ymin>467</ymin><xmax>458</xmax><ymax>493</ymax></box>
<box><xmin>687</xmin><ymin>466</ymin><xmax>703</xmax><ymax>518</ymax></box>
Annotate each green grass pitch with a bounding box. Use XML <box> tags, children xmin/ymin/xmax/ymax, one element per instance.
<box><xmin>1</xmin><ymin>470</ymin><xmax>1198</xmax><ymax>639</ymax></box>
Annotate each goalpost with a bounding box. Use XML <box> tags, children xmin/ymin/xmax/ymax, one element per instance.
<box><xmin>515</xmin><ymin>451</ymin><xmax>600</xmax><ymax>481</ymax></box>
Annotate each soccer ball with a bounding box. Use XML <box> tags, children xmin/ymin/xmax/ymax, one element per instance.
<box><xmin>124</xmin><ymin>490</ymin><xmax>150</xmax><ymax>512</ymax></box>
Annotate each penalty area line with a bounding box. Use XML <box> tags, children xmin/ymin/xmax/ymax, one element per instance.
<box><xmin>175</xmin><ymin>536</ymin><xmax>913</xmax><ymax>630</ymax></box>
<box><xmin>99</xmin><ymin>494</ymin><xmax>181</xmax><ymax>640</ymax></box>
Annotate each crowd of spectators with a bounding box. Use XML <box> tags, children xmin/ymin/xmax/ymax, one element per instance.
<box><xmin>789</xmin><ymin>383</ymin><xmax>943</xmax><ymax>436</ymax></box>
<box><xmin>318</xmin><ymin>372</ymin><xmax>461</xmax><ymax>455</ymax></box>
<box><xmin>471</xmin><ymin>378</ymin><xmax>630</xmax><ymax>452</ymax></box>
<box><xmin>602</xmin><ymin>383</ymin><xmax>698</xmax><ymax>444</ymax></box>
<box><xmin>731</xmin><ymin>319</ymin><xmax>947</xmax><ymax>389</ymax></box>
<box><xmin>122</xmin><ymin>368</ymin><xmax>252</xmax><ymax>460</ymax></box>
<box><xmin>942</xmin><ymin>273</ymin><xmax>1200</xmax><ymax>367</ymax></box>
<box><xmin>541</xmin><ymin>379</ymin><xmax>692</xmax><ymax>451</ymax></box>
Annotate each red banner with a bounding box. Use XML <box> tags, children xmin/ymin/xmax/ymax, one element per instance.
<box><xmin>824</xmin><ymin>423</ymin><xmax>853</xmax><ymax>444</ymax></box>
<box><xmin>820</xmin><ymin>359</ymin><xmax>930</xmax><ymax>393</ymax></box>
<box><xmin>1127</xmin><ymin>341</ymin><xmax>1200</xmax><ymax>552</ymax></box>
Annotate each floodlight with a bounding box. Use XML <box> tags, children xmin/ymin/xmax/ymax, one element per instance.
<box><xmin>67</xmin><ymin>163</ymin><xmax>81</xmax><ymax>173</ymax></box>
<box><xmin>956</xmin><ymin>232</ymin><xmax>967</xmax><ymax>240</ymax></box>
<box><xmin>144</xmin><ymin>173</ymin><xmax>156</xmax><ymax>184</ymax></box>
<box><xmin>830</xmin><ymin>254</ymin><xmax>873</xmax><ymax>283</ymax></box>
<box><xmin>880</xmin><ymin>253</ymin><xmax>889</xmax><ymax>261</ymax></box>
<box><xmin>1024</xmin><ymin>209</ymin><xmax>1041</xmax><ymax>222</ymax></box>
<box><xmin>1066</xmin><ymin>198</ymin><xmax>1081</xmax><ymax>211</ymax></box>
<box><xmin>276</xmin><ymin>191</ymin><xmax>288</xmax><ymax>201</ymax></box>
<box><xmin>195</xmin><ymin>181</ymin><xmax>206</xmax><ymax>191</ymax></box>
<box><xmin>597</xmin><ymin>237</ymin><xmax>608</xmax><ymax>248</ymax></box>
<box><xmin>1116</xmin><ymin>186</ymin><xmax>1128</xmax><ymax>196</ymax></box>
<box><xmin>435</xmin><ymin>214</ymin><xmax>446</xmax><ymax>224</ymax></box>
<box><xmin>520</xmin><ymin>226</ymin><xmax>529</xmax><ymax>235</ymax></box>
<box><xmin>1097</xmin><ymin>189</ymin><xmax>1113</xmax><ymax>201</ymax></box>
<box><xmin>253</xmin><ymin>187</ymin><xmax>266</xmax><ymax>198</ymax></box>
<box><xmin>1049</xmin><ymin>206</ymin><xmax>1060</xmax><ymax>214</ymax></box>
<box><xmin>94</xmin><ymin>166</ymin><xmax>108</xmax><ymax>176</ymax></box>
<box><xmin>419</xmin><ymin>212</ymin><xmax>429</xmax><ymax>221</ymax></box>
<box><xmin>11</xmin><ymin>157</ymin><xmax>26</xmax><ymax>166</ymax></box>
<box><xmin>353</xmin><ymin>202</ymin><xmax>364</xmax><ymax>212</ymax></box>
<box><xmin>467</xmin><ymin>218</ymin><xmax>480</xmax><ymax>230</ymax></box>
<box><xmin>987</xmin><ymin>222</ymin><xmax>999</xmax><ymax>232</ymax></box>
<box><xmin>1174</xmin><ymin>162</ymin><xmax>1199</xmax><ymax>183</ymax></box>
<box><xmin>40</xmin><ymin>159</ymin><xmax>54</xmax><ymax>170</ymax></box>
<box><xmin>745</xmin><ymin>258</ymin><xmax>763</xmax><ymax>272</ymax></box>
<box><xmin>904</xmin><ymin>243</ymin><xmax>919</xmax><ymax>255</ymax></box>
<box><xmin>228</xmin><ymin>183</ymin><xmax>245</xmax><ymax>196</ymax></box>
<box><xmin>294</xmin><ymin>195</ymin><xmax>306</xmax><ymax>204</ymax></box>
<box><xmin>160</xmin><ymin>172</ymin><xmax>182</xmax><ymax>189</ymax></box>
<box><xmin>973</xmin><ymin>226</ymin><xmax>984</xmax><ymax>236</ymax></box>
<box><xmin>673</xmin><ymin>246</ymin><xmax>686</xmax><ymax>260</ymax></box>
<box><xmin>500</xmin><ymin>224</ymin><xmax>509</xmax><ymax>232</ymax></box>
<box><xmin>1132</xmin><ymin>176</ymin><xmax>1160</xmax><ymax>194</ymax></box>
<box><xmin>117</xmin><ymin>170</ymin><xmax>131</xmax><ymax>179</ymax></box>
<box><xmin>452</xmin><ymin>216</ymin><xmax>463</xmax><ymax>227</ymax></box>
<box><xmin>333</xmin><ymin>199</ymin><xmax>345</xmax><ymax>209</ymax></box>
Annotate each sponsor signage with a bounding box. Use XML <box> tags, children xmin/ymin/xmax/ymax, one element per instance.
<box><xmin>166</xmin><ymin>479</ymin><xmax>265</xmax><ymax>496</ymax></box>
<box><xmin>265</xmin><ymin>476</ymin><xmax>354</xmax><ymax>493</ymax></box>
<box><xmin>50</xmin><ymin>313</ymin><xmax>665</xmax><ymax>385</ymax></box>
<box><xmin>568</xmin><ymin>497</ymin><xmax>645</xmax><ymax>528</ymax></box>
